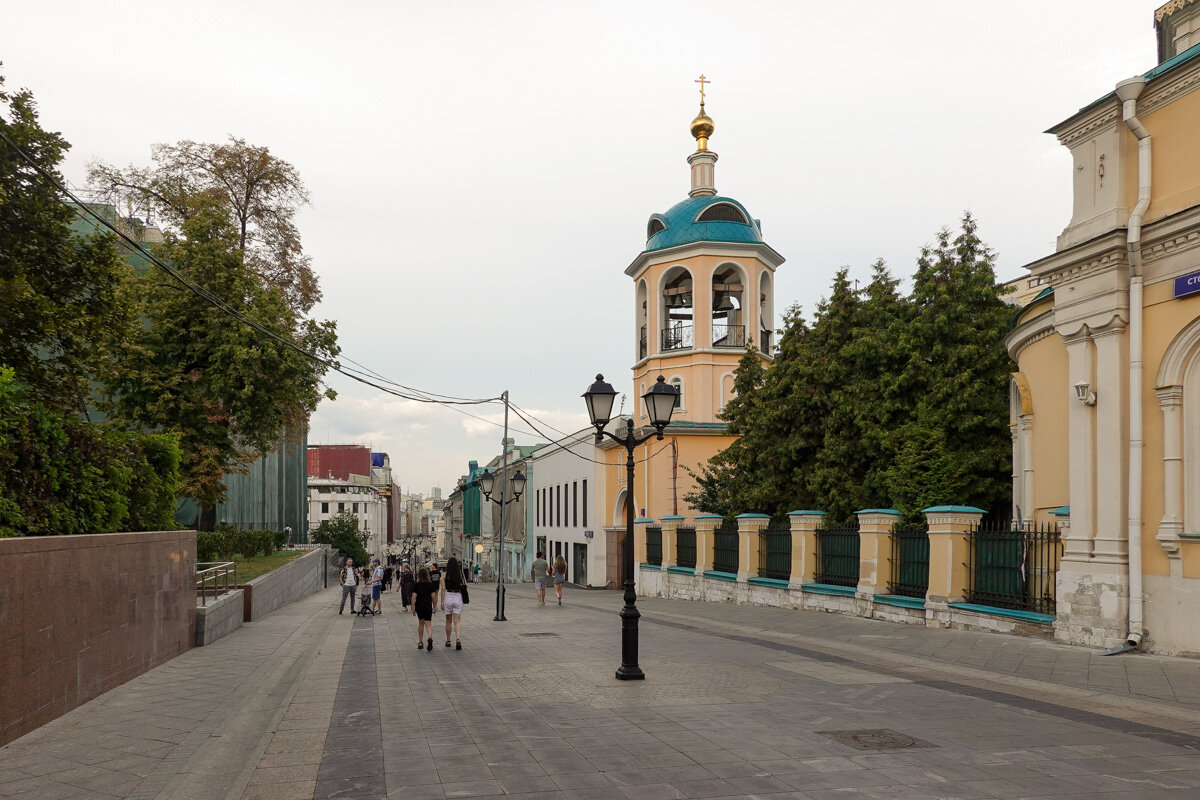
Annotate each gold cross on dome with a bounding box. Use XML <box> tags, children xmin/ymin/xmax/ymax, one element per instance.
<box><xmin>695</xmin><ymin>74</ymin><xmax>710</xmax><ymax>105</ymax></box>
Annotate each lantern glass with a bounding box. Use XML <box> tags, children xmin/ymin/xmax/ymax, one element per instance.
<box><xmin>478</xmin><ymin>468</ymin><xmax>495</xmax><ymax>499</ymax></box>
<box><xmin>643</xmin><ymin>375</ymin><xmax>678</xmax><ymax>429</ymax></box>
<box><xmin>511</xmin><ymin>469</ymin><xmax>527</xmax><ymax>500</ymax></box>
<box><xmin>583</xmin><ymin>374</ymin><xmax>618</xmax><ymax>428</ymax></box>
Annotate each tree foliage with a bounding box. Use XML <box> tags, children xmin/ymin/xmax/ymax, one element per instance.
<box><xmin>0</xmin><ymin>73</ymin><xmax>136</xmax><ymax>411</ymax></box>
<box><xmin>88</xmin><ymin>136</ymin><xmax>319</xmax><ymax>314</ymax></box>
<box><xmin>310</xmin><ymin>512</ymin><xmax>370</xmax><ymax>567</ymax></box>
<box><xmin>687</xmin><ymin>213</ymin><xmax>1012</xmax><ymax>520</ymax></box>
<box><xmin>0</xmin><ymin>366</ymin><xmax>180</xmax><ymax>537</ymax></box>
<box><xmin>104</xmin><ymin>203</ymin><xmax>339</xmax><ymax>522</ymax></box>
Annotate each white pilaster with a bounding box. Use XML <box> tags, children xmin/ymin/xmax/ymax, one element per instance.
<box><xmin>1092</xmin><ymin>324</ymin><xmax>1128</xmax><ymax>565</ymax></box>
<box><xmin>1157</xmin><ymin>384</ymin><xmax>1184</xmax><ymax>557</ymax></box>
<box><xmin>1064</xmin><ymin>330</ymin><xmax>1095</xmax><ymax>564</ymax></box>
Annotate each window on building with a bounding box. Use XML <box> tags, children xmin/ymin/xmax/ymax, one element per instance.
<box><xmin>353</xmin><ymin>502</ymin><xmax>358</xmax><ymax>513</ymax></box>
<box><xmin>573</xmin><ymin>482</ymin><xmax>578</xmax><ymax>527</ymax></box>
<box><xmin>582</xmin><ymin>480</ymin><xmax>588</xmax><ymax>527</ymax></box>
<box><xmin>321</xmin><ymin>502</ymin><xmax>329</xmax><ymax>514</ymax></box>
<box><xmin>557</xmin><ymin>485</ymin><xmax>562</xmax><ymax>526</ymax></box>
<box><xmin>338</xmin><ymin>502</ymin><xmax>344</xmax><ymax>512</ymax></box>
<box><xmin>670</xmin><ymin>377</ymin><xmax>684</xmax><ymax>411</ymax></box>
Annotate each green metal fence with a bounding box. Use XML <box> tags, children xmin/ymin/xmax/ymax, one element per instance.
<box><xmin>713</xmin><ymin>518</ymin><xmax>739</xmax><ymax>574</ymax></box>
<box><xmin>814</xmin><ymin>522</ymin><xmax>859</xmax><ymax>588</ymax></box>
<box><xmin>758</xmin><ymin>517</ymin><xmax>791</xmax><ymax>580</ymax></box>
<box><xmin>888</xmin><ymin>524</ymin><xmax>929</xmax><ymax>599</ymax></box>
<box><xmin>676</xmin><ymin>527</ymin><xmax>697</xmax><ymax>569</ymax></box>
<box><xmin>967</xmin><ymin>520</ymin><xmax>1061</xmax><ymax>615</ymax></box>
<box><xmin>645</xmin><ymin>526</ymin><xmax>662</xmax><ymax>567</ymax></box>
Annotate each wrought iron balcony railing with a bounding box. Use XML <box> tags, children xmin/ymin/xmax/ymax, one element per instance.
<box><xmin>662</xmin><ymin>323</ymin><xmax>693</xmax><ymax>351</ymax></box>
<box><xmin>712</xmin><ymin>323</ymin><xmax>745</xmax><ymax>348</ymax></box>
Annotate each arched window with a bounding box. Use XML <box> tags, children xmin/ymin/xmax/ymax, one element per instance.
<box><xmin>712</xmin><ymin>264</ymin><xmax>745</xmax><ymax>348</ymax></box>
<box><xmin>660</xmin><ymin>267</ymin><xmax>694</xmax><ymax>351</ymax></box>
<box><xmin>696</xmin><ymin>202</ymin><xmax>749</xmax><ymax>224</ymax></box>
<box><xmin>647</xmin><ymin>218</ymin><xmax>666</xmax><ymax>238</ymax></box>
<box><xmin>669</xmin><ymin>377</ymin><xmax>685</xmax><ymax>413</ymax></box>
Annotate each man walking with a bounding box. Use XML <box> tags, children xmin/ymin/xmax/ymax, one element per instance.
<box><xmin>530</xmin><ymin>551</ymin><xmax>549</xmax><ymax>606</ymax></box>
<box><xmin>338</xmin><ymin>557</ymin><xmax>359</xmax><ymax>614</ymax></box>
<box><xmin>370</xmin><ymin>557</ymin><xmax>385</xmax><ymax>615</ymax></box>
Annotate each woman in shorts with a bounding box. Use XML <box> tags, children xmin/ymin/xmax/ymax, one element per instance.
<box><xmin>440</xmin><ymin>556</ymin><xmax>467</xmax><ymax>650</ymax></box>
<box><xmin>412</xmin><ymin>567</ymin><xmax>437</xmax><ymax>651</ymax></box>
<box><xmin>552</xmin><ymin>554</ymin><xmax>568</xmax><ymax>605</ymax></box>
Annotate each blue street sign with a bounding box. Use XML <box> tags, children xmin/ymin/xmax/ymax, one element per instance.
<box><xmin>1174</xmin><ymin>270</ymin><xmax>1200</xmax><ymax>299</ymax></box>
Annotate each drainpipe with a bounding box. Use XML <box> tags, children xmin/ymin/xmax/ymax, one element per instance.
<box><xmin>1115</xmin><ymin>75</ymin><xmax>1150</xmax><ymax>651</ymax></box>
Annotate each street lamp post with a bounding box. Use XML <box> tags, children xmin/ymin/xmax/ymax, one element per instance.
<box><xmin>478</xmin><ymin>410</ymin><xmax>527</xmax><ymax>624</ymax></box>
<box><xmin>582</xmin><ymin>374</ymin><xmax>678</xmax><ymax>680</ymax></box>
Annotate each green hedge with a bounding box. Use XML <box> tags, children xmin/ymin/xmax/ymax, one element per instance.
<box><xmin>196</xmin><ymin>526</ymin><xmax>285</xmax><ymax>562</ymax></box>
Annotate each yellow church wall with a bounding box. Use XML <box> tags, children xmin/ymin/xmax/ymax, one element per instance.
<box><xmin>1142</xmin><ymin>90</ymin><xmax>1200</xmax><ymax>225</ymax></box>
<box><xmin>598</xmin><ymin>431</ymin><xmax>737</xmax><ymax>524</ymax></box>
<box><xmin>1019</xmin><ymin>332</ymin><xmax>1071</xmax><ymax>521</ymax></box>
<box><xmin>1140</xmin><ymin>285</ymin><xmax>1200</xmax><ymax>578</ymax></box>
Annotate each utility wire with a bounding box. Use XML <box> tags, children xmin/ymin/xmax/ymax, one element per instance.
<box><xmin>0</xmin><ymin>129</ymin><xmax>498</xmax><ymax>409</ymax></box>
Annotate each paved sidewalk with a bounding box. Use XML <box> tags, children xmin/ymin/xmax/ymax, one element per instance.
<box><xmin>1</xmin><ymin>583</ymin><xmax>1199</xmax><ymax>799</ymax></box>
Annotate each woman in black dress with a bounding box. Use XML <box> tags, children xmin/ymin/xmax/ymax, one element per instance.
<box><xmin>411</xmin><ymin>567</ymin><xmax>437</xmax><ymax>651</ymax></box>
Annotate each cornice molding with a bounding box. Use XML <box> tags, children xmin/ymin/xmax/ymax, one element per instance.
<box><xmin>1045</xmin><ymin>249</ymin><xmax>1126</xmax><ymax>285</ymax></box>
<box><xmin>1054</xmin><ymin>104</ymin><xmax>1120</xmax><ymax>148</ymax></box>
<box><xmin>1157</xmin><ymin>0</ymin><xmax>1196</xmax><ymax>22</ymax></box>
<box><xmin>1007</xmin><ymin>316</ymin><xmax>1057</xmax><ymax>362</ymax></box>
<box><xmin>625</xmin><ymin>239</ymin><xmax>785</xmax><ymax>279</ymax></box>
<box><xmin>1143</xmin><ymin>229</ymin><xmax>1200</xmax><ymax>266</ymax></box>
<box><xmin>1140</xmin><ymin>59</ymin><xmax>1200</xmax><ymax>116</ymax></box>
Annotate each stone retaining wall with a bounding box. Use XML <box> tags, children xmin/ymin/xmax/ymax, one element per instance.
<box><xmin>195</xmin><ymin>589</ymin><xmax>244</xmax><ymax>646</ymax></box>
<box><xmin>245</xmin><ymin>547</ymin><xmax>325</xmax><ymax>621</ymax></box>
<box><xmin>0</xmin><ymin>530</ymin><xmax>196</xmax><ymax>746</ymax></box>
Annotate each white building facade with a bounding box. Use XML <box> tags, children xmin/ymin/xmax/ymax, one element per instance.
<box><xmin>307</xmin><ymin>477</ymin><xmax>387</xmax><ymax>560</ymax></box>
<box><xmin>528</xmin><ymin>429</ymin><xmax>607</xmax><ymax>587</ymax></box>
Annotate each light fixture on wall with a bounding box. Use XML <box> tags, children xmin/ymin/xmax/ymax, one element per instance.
<box><xmin>1074</xmin><ymin>379</ymin><xmax>1097</xmax><ymax>406</ymax></box>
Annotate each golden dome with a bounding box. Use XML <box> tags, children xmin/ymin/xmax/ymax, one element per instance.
<box><xmin>690</xmin><ymin>104</ymin><xmax>714</xmax><ymax>150</ymax></box>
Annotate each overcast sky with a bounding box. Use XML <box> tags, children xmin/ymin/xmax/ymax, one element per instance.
<box><xmin>4</xmin><ymin>1</ymin><xmax>1158</xmax><ymax>494</ymax></box>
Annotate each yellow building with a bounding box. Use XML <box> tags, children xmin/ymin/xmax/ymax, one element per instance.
<box><xmin>1008</xmin><ymin>1</ymin><xmax>1200</xmax><ymax>654</ymax></box>
<box><xmin>600</xmin><ymin>89</ymin><xmax>783</xmax><ymax>533</ymax></box>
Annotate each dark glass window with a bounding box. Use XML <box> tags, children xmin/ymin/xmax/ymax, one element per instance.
<box><xmin>582</xmin><ymin>480</ymin><xmax>588</xmax><ymax>527</ymax></box>
<box><xmin>573</xmin><ymin>482</ymin><xmax>578</xmax><ymax>527</ymax></box>
<box><xmin>696</xmin><ymin>202</ymin><xmax>749</xmax><ymax>224</ymax></box>
<box><xmin>321</xmin><ymin>502</ymin><xmax>329</xmax><ymax>514</ymax></box>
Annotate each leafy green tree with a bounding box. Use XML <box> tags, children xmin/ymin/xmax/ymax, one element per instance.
<box><xmin>105</xmin><ymin>202</ymin><xmax>339</xmax><ymax>529</ymax></box>
<box><xmin>0</xmin><ymin>73</ymin><xmax>136</xmax><ymax>412</ymax></box>
<box><xmin>311</xmin><ymin>512</ymin><xmax>370</xmax><ymax>567</ymax></box>
<box><xmin>88</xmin><ymin>137</ymin><xmax>319</xmax><ymax>314</ymax></box>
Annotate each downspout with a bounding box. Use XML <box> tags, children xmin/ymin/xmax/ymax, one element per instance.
<box><xmin>1115</xmin><ymin>76</ymin><xmax>1150</xmax><ymax>650</ymax></box>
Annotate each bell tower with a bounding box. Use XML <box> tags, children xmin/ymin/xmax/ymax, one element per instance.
<box><xmin>618</xmin><ymin>79</ymin><xmax>785</xmax><ymax>519</ymax></box>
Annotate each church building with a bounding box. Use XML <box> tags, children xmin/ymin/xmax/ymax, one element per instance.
<box><xmin>600</xmin><ymin>83</ymin><xmax>783</xmax><ymax>528</ymax></box>
<box><xmin>1007</xmin><ymin>0</ymin><xmax>1200</xmax><ymax>655</ymax></box>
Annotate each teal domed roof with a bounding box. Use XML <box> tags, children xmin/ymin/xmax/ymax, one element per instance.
<box><xmin>643</xmin><ymin>195</ymin><xmax>763</xmax><ymax>253</ymax></box>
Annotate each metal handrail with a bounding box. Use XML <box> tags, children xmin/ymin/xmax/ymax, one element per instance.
<box><xmin>196</xmin><ymin>561</ymin><xmax>237</xmax><ymax>606</ymax></box>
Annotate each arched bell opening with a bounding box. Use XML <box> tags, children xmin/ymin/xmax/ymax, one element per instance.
<box><xmin>660</xmin><ymin>266</ymin><xmax>694</xmax><ymax>352</ymax></box>
<box><xmin>637</xmin><ymin>279</ymin><xmax>649</xmax><ymax>360</ymax></box>
<box><xmin>758</xmin><ymin>270</ymin><xmax>774</xmax><ymax>354</ymax></box>
<box><xmin>712</xmin><ymin>263</ymin><xmax>746</xmax><ymax>349</ymax></box>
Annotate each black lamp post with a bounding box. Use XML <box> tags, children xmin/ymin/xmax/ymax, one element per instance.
<box><xmin>479</xmin><ymin>464</ymin><xmax>526</xmax><ymax>622</ymax></box>
<box><xmin>583</xmin><ymin>373</ymin><xmax>678</xmax><ymax>680</ymax></box>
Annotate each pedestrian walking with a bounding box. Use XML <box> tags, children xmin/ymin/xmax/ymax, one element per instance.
<box><xmin>383</xmin><ymin>563</ymin><xmax>394</xmax><ymax>593</ymax></box>
<box><xmin>552</xmin><ymin>554</ymin><xmax>567</xmax><ymax>605</ymax></box>
<box><xmin>370</xmin><ymin>557</ymin><xmax>384</xmax><ymax>614</ymax></box>
<box><xmin>473</xmin><ymin>563</ymin><xmax>481</xmax><ymax>584</ymax></box>
<box><xmin>338</xmin><ymin>557</ymin><xmax>359</xmax><ymax>614</ymax></box>
<box><xmin>530</xmin><ymin>551</ymin><xmax>549</xmax><ymax>606</ymax></box>
<box><xmin>441</xmin><ymin>556</ymin><xmax>467</xmax><ymax>650</ymax></box>
<box><xmin>430</xmin><ymin>562</ymin><xmax>442</xmax><ymax>591</ymax></box>
<box><xmin>399</xmin><ymin>563</ymin><xmax>415</xmax><ymax>608</ymax></box>
<box><xmin>412</xmin><ymin>567</ymin><xmax>437</xmax><ymax>651</ymax></box>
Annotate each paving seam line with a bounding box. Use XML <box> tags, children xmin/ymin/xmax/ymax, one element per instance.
<box><xmin>154</xmin><ymin>601</ymin><xmax>342</xmax><ymax>800</ymax></box>
<box><xmin>239</xmin><ymin>605</ymin><xmax>353</xmax><ymax>798</ymax></box>
<box><xmin>575</xmin><ymin>602</ymin><xmax>1200</xmax><ymax>742</ymax></box>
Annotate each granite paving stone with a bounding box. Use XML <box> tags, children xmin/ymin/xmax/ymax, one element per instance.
<box><xmin>2</xmin><ymin>583</ymin><xmax>1200</xmax><ymax>799</ymax></box>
